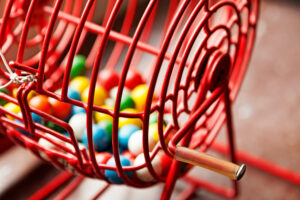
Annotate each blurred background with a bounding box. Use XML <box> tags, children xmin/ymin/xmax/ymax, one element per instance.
<box><xmin>0</xmin><ymin>0</ymin><xmax>299</xmax><ymax>199</ymax></box>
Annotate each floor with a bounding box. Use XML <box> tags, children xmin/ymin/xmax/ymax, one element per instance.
<box><xmin>0</xmin><ymin>0</ymin><xmax>300</xmax><ymax>199</ymax></box>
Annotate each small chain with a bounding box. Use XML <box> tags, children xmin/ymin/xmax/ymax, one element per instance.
<box><xmin>0</xmin><ymin>50</ymin><xmax>37</xmax><ymax>89</ymax></box>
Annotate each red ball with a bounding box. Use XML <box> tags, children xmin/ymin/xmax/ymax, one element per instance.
<box><xmin>159</xmin><ymin>151</ymin><xmax>172</xmax><ymax>177</ymax></box>
<box><xmin>122</xmin><ymin>150</ymin><xmax>136</xmax><ymax>163</ymax></box>
<box><xmin>29</xmin><ymin>95</ymin><xmax>52</xmax><ymax>114</ymax></box>
<box><xmin>49</xmin><ymin>98</ymin><xmax>72</xmax><ymax>120</ymax></box>
<box><xmin>96</xmin><ymin>152</ymin><xmax>112</xmax><ymax>164</ymax></box>
<box><xmin>96</xmin><ymin>152</ymin><xmax>112</xmax><ymax>173</ymax></box>
<box><xmin>97</xmin><ymin>69</ymin><xmax>120</xmax><ymax>91</ymax></box>
<box><xmin>125</xmin><ymin>70</ymin><xmax>144</xmax><ymax>90</ymax></box>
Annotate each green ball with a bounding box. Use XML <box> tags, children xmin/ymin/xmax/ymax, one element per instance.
<box><xmin>120</xmin><ymin>95</ymin><xmax>135</xmax><ymax>111</ymax></box>
<box><xmin>46</xmin><ymin>121</ymin><xmax>66</xmax><ymax>133</ymax></box>
<box><xmin>70</xmin><ymin>55</ymin><xmax>86</xmax><ymax>78</ymax></box>
<box><xmin>0</xmin><ymin>88</ymin><xmax>9</xmax><ymax>106</ymax></box>
<box><xmin>149</xmin><ymin>112</ymin><xmax>167</xmax><ymax>125</ymax></box>
<box><xmin>97</xmin><ymin>120</ymin><xmax>113</xmax><ymax>136</ymax></box>
<box><xmin>149</xmin><ymin>113</ymin><xmax>158</xmax><ymax>124</ymax></box>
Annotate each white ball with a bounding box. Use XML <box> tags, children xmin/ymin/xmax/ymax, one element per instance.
<box><xmin>105</xmin><ymin>98</ymin><xmax>115</xmax><ymax>107</ymax></box>
<box><xmin>110</xmin><ymin>86</ymin><xmax>131</xmax><ymax>100</ymax></box>
<box><xmin>65</xmin><ymin>142</ymin><xmax>86</xmax><ymax>153</ymax></box>
<box><xmin>134</xmin><ymin>153</ymin><xmax>162</xmax><ymax>182</ymax></box>
<box><xmin>38</xmin><ymin>134</ymin><xmax>64</xmax><ymax>161</ymax></box>
<box><xmin>68</xmin><ymin>113</ymin><xmax>87</xmax><ymax>141</ymax></box>
<box><xmin>128</xmin><ymin>130</ymin><xmax>156</xmax><ymax>156</ymax></box>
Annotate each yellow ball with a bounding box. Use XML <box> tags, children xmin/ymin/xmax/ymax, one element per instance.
<box><xmin>131</xmin><ymin>84</ymin><xmax>149</xmax><ymax>111</ymax></box>
<box><xmin>4</xmin><ymin>103</ymin><xmax>20</xmax><ymax>120</ymax></box>
<box><xmin>27</xmin><ymin>90</ymin><xmax>36</xmax><ymax>100</ymax></box>
<box><xmin>119</xmin><ymin>108</ymin><xmax>142</xmax><ymax>128</ymax></box>
<box><xmin>70</xmin><ymin>76</ymin><xmax>90</xmax><ymax>93</ymax></box>
<box><xmin>150</xmin><ymin>123</ymin><xmax>165</xmax><ymax>142</ymax></box>
<box><xmin>95</xmin><ymin>105</ymin><xmax>113</xmax><ymax>123</ymax></box>
<box><xmin>12</xmin><ymin>88</ymin><xmax>18</xmax><ymax>98</ymax></box>
<box><xmin>82</xmin><ymin>86</ymin><xmax>108</xmax><ymax>106</ymax></box>
<box><xmin>13</xmin><ymin>89</ymin><xmax>36</xmax><ymax>100</ymax></box>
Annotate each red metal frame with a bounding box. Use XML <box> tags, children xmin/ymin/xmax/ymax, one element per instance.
<box><xmin>1</xmin><ymin>0</ymin><xmax>298</xmax><ymax>199</ymax></box>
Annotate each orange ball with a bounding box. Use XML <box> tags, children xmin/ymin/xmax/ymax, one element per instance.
<box><xmin>29</xmin><ymin>95</ymin><xmax>52</xmax><ymax>114</ymax></box>
<box><xmin>49</xmin><ymin>98</ymin><xmax>72</xmax><ymax>120</ymax></box>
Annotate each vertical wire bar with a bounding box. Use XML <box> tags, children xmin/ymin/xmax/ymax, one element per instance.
<box><xmin>224</xmin><ymin>85</ymin><xmax>239</xmax><ymax>196</ymax></box>
<box><xmin>160</xmin><ymin>160</ymin><xmax>182</xmax><ymax>200</ymax></box>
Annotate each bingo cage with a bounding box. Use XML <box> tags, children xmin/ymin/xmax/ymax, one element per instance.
<box><xmin>1</xmin><ymin>0</ymin><xmax>299</xmax><ymax>199</ymax></box>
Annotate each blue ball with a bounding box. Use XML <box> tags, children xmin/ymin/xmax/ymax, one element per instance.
<box><xmin>105</xmin><ymin>155</ymin><xmax>133</xmax><ymax>184</ymax></box>
<box><xmin>118</xmin><ymin>125</ymin><xmax>139</xmax><ymax>149</ymax></box>
<box><xmin>82</xmin><ymin>124</ymin><xmax>110</xmax><ymax>152</ymax></box>
<box><xmin>32</xmin><ymin>112</ymin><xmax>44</xmax><ymax>124</ymax></box>
<box><xmin>16</xmin><ymin>112</ymin><xmax>44</xmax><ymax>136</ymax></box>
<box><xmin>68</xmin><ymin>88</ymin><xmax>81</xmax><ymax>101</ymax></box>
<box><xmin>107</xmin><ymin>146</ymin><xmax>125</xmax><ymax>154</ymax></box>
<box><xmin>72</xmin><ymin>105</ymin><xmax>86</xmax><ymax>115</ymax></box>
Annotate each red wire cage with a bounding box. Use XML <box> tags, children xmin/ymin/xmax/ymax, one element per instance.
<box><xmin>0</xmin><ymin>0</ymin><xmax>287</xmax><ymax>199</ymax></box>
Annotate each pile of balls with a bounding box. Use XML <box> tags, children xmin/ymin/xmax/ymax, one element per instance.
<box><xmin>0</xmin><ymin>55</ymin><xmax>172</xmax><ymax>184</ymax></box>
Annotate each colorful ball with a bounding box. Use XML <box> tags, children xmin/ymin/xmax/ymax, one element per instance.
<box><xmin>131</xmin><ymin>84</ymin><xmax>149</xmax><ymax>111</ymax></box>
<box><xmin>27</xmin><ymin>90</ymin><xmax>36</xmax><ymax>100</ymax></box>
<box><xmin>128</xmin><ymin>130</ymin><xmax>156</xmax><ymax>156</ymax></box>
<box><xmin>12</xmin><ymin>88</ymin><xmax>18</xmax><ymax>99</ymax></box>
<box><xmin>70</xmin><ymin>76</ymin><xmax>90</xmax><ymax>93</ymax></box>
<box><xmin>105</xmin><ymin>98</ymin><xmax>115</xmax><ymax>107</ymax></box>
<box><xmin>38</xmin><ymin>135</ymin><xmax>56</xmax><ymax>150</ymax></box>
<box><xmin>110</xmin><ymin>86</ymin><xmax>131</xmax><ymax>100</ymax></box>
<box><xmin>149</xmin><ymin>123</ymin><xmax>166</xmax><ymax>143</ymax></box>
<box><xmin>94</xmin><ymin>105</ymin><xmax>113</xmax><ymax>123</ymax></box>
<box><xmin>97</xmin><ymin>69</ymin><xmax>120</xmax><ymax>91</ymax></box>
<box><xmin>120</xmin><ymin>95</ymin><xmax>135</xmax><ymax>111</ymax></box>
<box><xmin>119</xmin><ymin>108</ymin><xmax>142</xmax><ymax>128</ymax></box>
<box><xmin>149</xmin><ymin>113</ymin><xmax>158</xmax><ymax>124</ymax></box>
<box><xmin>49</xmin><ymin>98</ymin><xmax>72</xmax><ymax>120</ymax></box>
<box><xmin>118</xmin><ymin>124</ymin><xmax>140</xmax><ymax>149</ymax></box>
<box><xmin>149</xmin><ymin>113</ymin><xmax>167</xmax><ymax>126</ymax></box>
<box><xmin>159</xmin><ymin>151</ymin><xmax>172</xmax><ymax>177</ymax></box>
<box><xmin>125</xmin><ymin>70</ymin><xmax>144</xmax><ymax>90</ymax></box>
<box><xmin>105</xmin><ymin>155</ymin><xmax>133</xmax><ymax>184</ymax></box>
<box><xmin>134</xmin><ymin>153</ymin><xmax>162</xmax><ymax>182</ymax></box>
<box><xmin>82</xmin><ymin>124</ymin><xmax>110</xmax><ymax>152</ymax></box>
<box><xmin>12</xmin><ymin>89</ymin><xmax>35</xmax><ymax>100</ymax></box>
<box><xmin>16</xmin><ymin>112</ymin><xmax>43</xmax><ymax>136</ymax></box>
<box><xmin>68</xmin><ymin>113</ymin><xmax>87</xmax><ymax>141</ymax></box>
<box><xmin>82</xmin><ymin>86</ymin><xmax>108</xmax><ymax>106</ymax></box>
<box><xmin>70</xmin><ymin>55</ymin><xmax>86</xmax><ymax>78</ymax></box>
<box><xmin>0</xmin><ymin>88</ymin><xmax>9</xmax><ymax>106</ymax></box>
<box><xmin>46</xmin><ymin>121</ymin><xmax>66</xmax><ymax>133</ymax></box>
<box><xmin>32</xmin><ymin>112</ymin><xmax>44</xmax><ymax>124</ymax></box>
<box><xmin>67</xmin><ymin>88</ymin><xmax>81</xmax><ymax>101</ymax></box>
<box><xmin>4</xmin><ymin>103</ymin><xmax>20</xmax><ymax>120</ymax></box>
<box><xmin>38</xmin><ymin>134</ymin><xmax>65</xmax><ymax>161</ymax></box>
<box><xmin>29</xmin><ymin>95</ymin><xmax>52</xmax><ymax>114</ymax></box>
<box><xmin>96</xmin><ymin>152</ymin><xmax>112</xmax><ymax>165</ymax></box>
<box><xmin>97</xmin><ymin>120</ymin><xmax>113</xmax><ymax>137</ymax></box>
<box><xmin>72</xmin><ymin>105</ymin><xmax>86</xmax><ymax>115</ymax></box>
<box><xmin>122</xmin><ymin>150</ymin><xmax>136</xmax><ymax>163</ymax></box>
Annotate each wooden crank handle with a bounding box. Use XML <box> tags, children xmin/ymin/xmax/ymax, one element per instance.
<box><xmin>174</xmin><ymin>146</ymin><xmax>246</xmax><ymax>180</ymax></box>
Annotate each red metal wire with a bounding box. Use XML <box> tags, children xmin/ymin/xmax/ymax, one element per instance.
<box><xmin>28</xmin><ymin>171</ymin><xmax>73</xmax><ymax>200</ymax></box>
